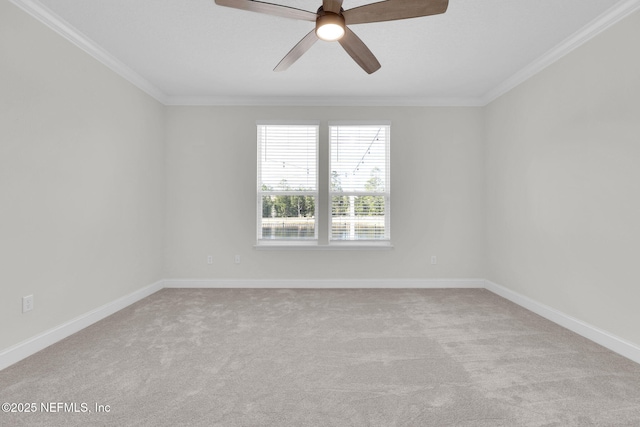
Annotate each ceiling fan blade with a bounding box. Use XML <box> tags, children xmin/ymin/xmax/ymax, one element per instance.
<box><xmin>338</xmin><ymin>27</ymin><xmax>381</xmax><ymax>74</ymax></box>
<box><xmin>274</xmin><ymin>30</ymin><xmax>319</xmax><ymax>72</ymax></box>
<box><xmin>215</xmin><ymin>0</ymin><xmax>317</xmax><ymax>21</ymax></box>
<box><xmin>323</xmin><ymin>0</ymin><xmax>343</xmax><ymax>14</ymax></box>
<box><xmin>344</xmin><ymin>0</ymin><xmax>448</xmax><ymax>25</ymax></box>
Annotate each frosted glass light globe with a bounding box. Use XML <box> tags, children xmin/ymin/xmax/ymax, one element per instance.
<box><xmin>317</xmin><ymin>23</ymin><xmax>345</xmax><ymax>41</ymax></box>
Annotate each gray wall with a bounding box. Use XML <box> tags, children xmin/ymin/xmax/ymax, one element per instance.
<box><xmin>164</xmin><ymin>106</ymin><xmax>485</xmax><ymax>280</ymax></box>
<box><xmin>485</xmin><ymin>10</ymin><xmax>640</xmax><ymax>345</ymax></box>
<box><xmin>0</xmin><ymin>1</ymin><xmax>166</xmax><ymax>350</ymax></box>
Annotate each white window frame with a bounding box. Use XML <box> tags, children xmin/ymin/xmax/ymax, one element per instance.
<box><xmin>256</xmin><ymin>121</ymin><xmax>319</xmax><ymax>247</ymax></box>
<box><xmin>328</xmin><ymin>121</ymin><xmax>391</xmax><ymax>246</ymax></box>
<box><xmin>255</xmin><ymin>120</ymin><xmax>392</xmax><ymax>250</ymax></box>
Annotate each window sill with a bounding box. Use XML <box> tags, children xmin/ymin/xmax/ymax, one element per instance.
<box><xmin>254</xmin><ymin>241</ymin><xmax>393</xmax><ymax>251</ymax></box>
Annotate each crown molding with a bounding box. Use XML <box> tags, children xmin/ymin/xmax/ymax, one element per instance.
<box><xmin>481</xmin><ymin>0</ymin><xmax>640</xmax><ymax>105</ymax></box>
<box><xmin>9</xmin><ymin>0</ymin><xmax>169</xmax><ymax>104</ymax></box>
<box><xmin>163</xmin><ymin>95</ymin><xmax>486</xmax><ymax>107</ymax></box>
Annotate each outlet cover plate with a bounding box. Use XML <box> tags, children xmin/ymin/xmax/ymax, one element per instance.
<box><xmin>23</xmin><ymin>295</ymin><xmax>34</xmax><ymax>313</ymax></box>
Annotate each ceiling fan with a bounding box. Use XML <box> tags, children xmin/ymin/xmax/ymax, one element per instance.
<box><xmin>214</xmin><ymin>0</ymin><xmax>448</xmax><ymax>74</ymax></box>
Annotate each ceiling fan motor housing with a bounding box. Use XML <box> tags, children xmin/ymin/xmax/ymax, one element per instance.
<box><xmin>315</xmin><ymin>8</ymin><xmax>346</xmax><ymax>41</ymax></box>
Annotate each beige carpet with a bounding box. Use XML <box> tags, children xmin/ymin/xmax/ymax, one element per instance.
<box><xmin>1</xmin><ymin>288</ymin><xmax>640</xmax><ymax>426</ymax></box>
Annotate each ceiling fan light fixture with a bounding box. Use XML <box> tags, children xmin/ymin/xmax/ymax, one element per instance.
<box><xmin>316</xmin><ymin>12</ymin><xmax>345</xmax><ymax>41</ymax></box>
<box><xmin>215</xmin><ymin>0</ymin><xmax>449</xmax><ymax>74</ymax></box>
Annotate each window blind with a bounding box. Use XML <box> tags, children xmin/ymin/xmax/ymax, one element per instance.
<box><xmin>257</xmin><ymin>124</ymin><xmax>318</xmax><ymax>241</ymax></box>
<box><xmin>329</xmin><ymin>124</ymin><xmax>390</xmax><ymax>241</ymax></box>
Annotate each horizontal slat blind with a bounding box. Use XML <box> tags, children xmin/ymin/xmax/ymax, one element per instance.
<box><xmin>258</xmin><ymin>125</ymin><xmax>317</xmax><ymax>192</ymax></box>
<box><xmin>257</xmin><ymin>124</ymin><xmax>318</xmax><ymax>241</ymax></box>
<box><xmin>329</xmin><ymin>124</ymin><xmax>390</xmax><ymax>241</ymax></box>
<box><xmin>329</xmin><ymin>126</ymin><xmax>387</xmax><ymax>193</ymax></box>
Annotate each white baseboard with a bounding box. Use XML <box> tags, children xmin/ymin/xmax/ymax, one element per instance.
<box><xmin>484</xmin><ymin>280</ymin><xmax>640</xmax><ymax>365</ymax></box>
<box><xmin>163</xmin><ymin>278</ymin><xmax>486</xmax><ymax>289</ymax></box>
<box><xmin>0</xmin><ymin>280</ymin><xmax>164</xmax><ymax>371</ymax></box>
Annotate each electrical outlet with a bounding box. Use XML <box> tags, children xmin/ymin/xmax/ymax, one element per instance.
<box><xmin>235</xmin><ymin>255</ymin><xmax>241</xmax><ymax>264</ymax></box>
<box><xmin>431</xmin><ymin>256</ymin><xmax>437</xmax><ymax>265</ymax></box>
<box><xmin>22</xmin><ymin>295</ymin><xmax>34</xmax><ymax>313</ymax></box>
<box><xmin>207</xmin><ymin>255</ymin><xmax>213</xmax><ymax>265</ymax></box>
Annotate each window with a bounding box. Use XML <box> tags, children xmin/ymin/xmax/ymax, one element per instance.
<box><xmin>329</xmin><ymin>123</ymin><xmax>390</xmax><ymax>242</ymax></box>
<box><xmin>257</xmin><ymin>123</ymin><xmax>318</xmax><ymax>243</ymax></box>
<box><xmin>256</xmin><ymin>121</ymin><xmax>390</xmax><ymax>247</ymax></box>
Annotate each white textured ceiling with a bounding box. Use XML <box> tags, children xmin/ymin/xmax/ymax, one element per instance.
<box><xmin>22</xmin><ymin>0</ymin><xmax>638</xmax><ymax>105</ymax></box>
